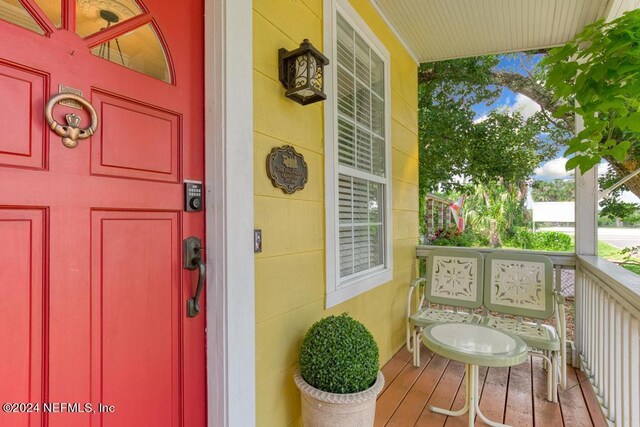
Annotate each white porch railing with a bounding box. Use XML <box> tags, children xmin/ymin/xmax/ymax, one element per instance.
<box><xmin>575</xmin><ymin>256</ymin><xmax>640</xmax><ymax>427</ymax></box>
<box><xmin>423</xmin><ymin>194</ymin><xmax>455</xmax><ymax>238</ymax></box>
<box><xmin>416</xmin><ymin>245</ymin><xmax>640</xmax><ymax>426</ymax></box>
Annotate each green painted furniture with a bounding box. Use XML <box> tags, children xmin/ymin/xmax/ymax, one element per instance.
<box><xmin>423</xmin><ymin>323</ymin><xmax>528</xmax><ymax>427</ymax></box>
<box><xmin>407</xmin><ymin>249</ymin><xmax>566</xmax><ymax>402</ymax></box>
<box><xmin>406</xmin><ymin>248</ymin><xmax>484</xmax><ymax>367</ymax></box>
<box><xmin>482</xmin><ymin>252</ymin><xmax>566</xmax><ymax>402</ymax></box>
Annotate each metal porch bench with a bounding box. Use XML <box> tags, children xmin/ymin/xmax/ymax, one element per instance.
<box><xmin>407</xmin><ymin>248</ymin><xmax>567</xmax><ymax>402</ymax></box>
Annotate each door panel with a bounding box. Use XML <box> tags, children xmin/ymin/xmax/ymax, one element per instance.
<box><xmin>91</xmin><ymin>90</ymin><xmax>180</xmax><ymax>181</ymax></box>
<box><xmin>91</xmin><ymin>211</ymin><xmax>180</xmax><ymax>426</ymax></box>
<box><xmin>0</xmin><ymin>1</ymin><xmax>206</xmax><ymax>426</ymax></box>
<box><xmin>0</xmin><ymin>62</ymin><xmax>47</xmax><ymax>169</ymax></box>
<box><xmin>0</xmin><ymin>209</ymin><xmax>44</xmax><ymax>427</ymax></box>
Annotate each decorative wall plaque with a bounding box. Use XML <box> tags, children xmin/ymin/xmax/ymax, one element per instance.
<box><xmin>267</xmin><ymin>145</ymin><xmax>308</xmax><ymax>194</ymax></box>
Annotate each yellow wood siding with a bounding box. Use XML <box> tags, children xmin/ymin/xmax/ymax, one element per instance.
<box><xmin>253</xmin><ymin>1</ymin><xmax>419</xmax><ymax>425</ymax></box>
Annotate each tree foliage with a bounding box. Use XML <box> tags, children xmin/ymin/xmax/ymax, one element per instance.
<box><xmin>420</xmin><ymin>35</ymin><xmax>640</xmax><ymax>200</ymax></box>
<box><xmin>419</xmin><ymin>57</ymin><xmax>499</xmax><ymax>196</ymax></box>
<box><xmin>532</xmin><ymin>179</ymin><xmax>575</xmax><ymax>201</ymax></box>
<box><xmin>469</xmin><ymin>111</ymin><xmax>555</xmax><ymax>184</ymax></box>
<box><xmin>418</xmin><ymin>55</ymin><xmax>558</xmax><ymax>244</ymax></box>
<box><xmin>419</xmin><ymin>57</ymin><xmax>557</xmax><ymax>195</ymax></box>
<box><xmin>463</xmin><ymin>181</ymin><xmax>529</xmax><ymax>247</ymax></box>
<box><xmin>419</xmin><ymin>13</ymin><xmax>640</xmax><ymax>243</ymax></box>
<box><xmin>542</xmin><ymin>10</ymin><xmax>640</xmax><ymax>173</ymax></box>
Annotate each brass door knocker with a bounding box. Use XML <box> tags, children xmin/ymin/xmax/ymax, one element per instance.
<box><xmin>45</xmin><ymin>93</ymin><xmax>99</xmax><ymax>149</ymax></box>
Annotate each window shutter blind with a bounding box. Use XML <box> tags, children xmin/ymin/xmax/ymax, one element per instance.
<box><xmin>335</xmin><ymin>12</ymin><xmax>388</xmax><ymax>282</ymax></box>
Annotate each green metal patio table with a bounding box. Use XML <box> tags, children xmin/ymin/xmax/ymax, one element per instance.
<box><xmin>422</xmin><ymin>323</ymin><xmax>528</xmax><ymax>427</ymax></box>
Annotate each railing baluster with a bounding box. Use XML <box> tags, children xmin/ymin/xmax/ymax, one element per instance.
<box><xmin>607</xmin><ymin>298</ymin><xmax>615</xmax><ymax>421</ymax></box>
<box><xmin>589</xmin><ymin>280</ymin><xmax>600</xmax><ymax>374</ymax></box>
<box><xmin>575</xmin><ymin>267</ymin><xmax>582</xmax><ymax>355</ymax></box>
<box><xmin>583</xmin><ymin>271</ymin><xmax>589</xmax><ymax>367</ymax></box>
<box><xmin>608</xmin><ymin>297</ymin><xmax>614</xmax><ymax>417</ymax></box>
<box><xmin>590</xmin><ymin>275</ymin><xmax>597</xmax><ymax>379</ymax></box>
<box><xmin>621</xmin><ymin>310</ymin><xmax>630</xmax><ymax>427</ymax></box>
<box><xmin>584</xmin><ymin>276</ymin><xmax>596</xmax><ymax>375</ymax></box>
<box><xmin>586</xmin><ymin>273</ymin><xmax>592</xmax><ymax>370</ymax></box>
<box><xmin>584</xmin><ymin>272</ymin><xmax>590</xmax><ymax>368</ymax></box>
<box><xmin>614</xmin><ymin>303</ymin><xmax>622</xmax><ymax>425</ymax></box>
<box><xmin>631</xmin><ymin>317</ymin><xmax>639</xmax><ymax>427</ymax></box>
<box><xmin>598</xmin><ymin>290</ymin><xmax>604</xmax><ymax>394</ymax></box>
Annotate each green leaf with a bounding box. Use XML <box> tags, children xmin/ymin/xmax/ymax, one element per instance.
<box><xmin>564</xmin><ymin>144</ymin><xmax>580</xmax><ymax>156</ymax></box>
<box><xmin>565</xmin><ymin>156</ymin><xmax>582</xmax><ymax>171</ymax></box>
<box><xmin>579</xmin><ymin>156</ymin><xmax>602</xmax><ymax>174</ymax></box>
<box><xmin>552</xmin><ymin>104</ymin><xmax>573</xmax><ymax>118</ymax></box>
<box><xmin>588</xmin><ymin>63</ymin><xmax>608</xmax><ymax>82</ymax></box>
<box><xmin>542</xmin><ymin>44</ymin><xmax>578</xmax><ymax>65</ymax></box>
<box><xmin>610</xmin><ymin>140</ymin><xmax>632</xmax><ymax>161</ymax></box>
<box><xmin>542</xmin><ymin>9</ymin><xmax>640</xmax><ymax>171</ymax></box>
<box><xmin>627</xmin><ymin>112</ymin><xmax>640</xmax><ymax>132</ymax></box>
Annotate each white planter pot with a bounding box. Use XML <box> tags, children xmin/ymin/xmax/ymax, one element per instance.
<box><xmin>294</xmin><ymin>370</ymin><xmax>385</xmax><ymax>427</ymax></box>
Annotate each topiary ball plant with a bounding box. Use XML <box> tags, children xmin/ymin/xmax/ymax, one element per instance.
<box><xmin>299</xmin><ymin>313</ymin><xmax>379</xmax><ymax>394</ymax></box>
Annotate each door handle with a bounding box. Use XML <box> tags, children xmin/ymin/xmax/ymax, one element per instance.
<box><xmin>184</xmin><ymin>237</ymin><xmax>205</xmax><ymax>318</ymax></box>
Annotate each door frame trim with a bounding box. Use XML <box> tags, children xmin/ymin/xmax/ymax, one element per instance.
<box><xmin>205</xmin><ymin>0</ymin><xmax>255</xmax><ymax>426</ymax></box>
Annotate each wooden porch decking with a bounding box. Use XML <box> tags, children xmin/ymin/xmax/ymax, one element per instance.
<box><xmin>376</xmin><ymin>345</ymin><xmax>607</xmax><ymax>427</ymax></box>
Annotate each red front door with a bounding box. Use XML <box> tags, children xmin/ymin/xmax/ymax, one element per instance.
<box><xmin>0</xmin><ymin>1</ymin><xmax>206</xmax><ymax>426</ymax></box>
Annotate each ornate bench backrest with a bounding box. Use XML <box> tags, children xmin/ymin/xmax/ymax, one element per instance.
<box><xmin>426</xmin><ymin>248</ymin><xmax>484</xmax><ymax>309</ymax></box>
<box><xmin>483</xmin><ymin>253</ymin><xmax>554</xmax><ymax>319</ymax></box>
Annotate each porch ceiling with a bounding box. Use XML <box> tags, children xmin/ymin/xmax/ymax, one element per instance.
<box><xmin>371</xmin><ymin>0</ymin><xmax>640</xmax><ymax>63</ymax></box>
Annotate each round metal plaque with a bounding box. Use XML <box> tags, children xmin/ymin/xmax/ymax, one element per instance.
<box><xmin>267</xmin><ymin>145</ymin><xmax>308</xmax><ymax>194</ymax></box>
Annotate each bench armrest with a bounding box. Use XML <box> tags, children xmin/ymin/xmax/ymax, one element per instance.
<box><xmin>409</xmin><ymin>276</ymin><xmax>426</xmax><ymax>290</ymax></box>
<box><xmin>553</xmin><ymin>290</ymin><xmax>565</xmax><ymax>305</ymax></box>
<box><xmin>408</xmin><ymin>277</ymin><xmax>426</xmax><ymax>319</ymax></box>
<box><xmin>407</xmin><ymin>277</ymin><xmax>426</xmax><ymax>353</ymax></box>
<box><xmin>553</xmin><ymin>290</ymin><xmax>567</xmax><ymax>388</ymax></box>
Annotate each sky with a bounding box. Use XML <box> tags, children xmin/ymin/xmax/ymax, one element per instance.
<box><xmin>472</xmin><ymin>56</ymin><xmax>541</xmax><ymax>120</ymax></box>
<box><xmin>470</xmin><ymin>56</ymin><xmax>640</xmax><ymax>204</ymax></box>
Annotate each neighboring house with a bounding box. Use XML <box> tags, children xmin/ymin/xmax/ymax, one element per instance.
<box><xmin>533</xmin><ymin>201</ymin><xmax>576</xmax><ymax>229</ymax></box>
<box><xmin>0</xmin><ymin>1</ymin><xmax>637</xmax><ymax>427</ymax></box>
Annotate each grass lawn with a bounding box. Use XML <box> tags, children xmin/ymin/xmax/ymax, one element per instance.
<box><xmin>598</xmin><ymin>240</ymin><xmax>640</xmax><ymax>275</ymax></box>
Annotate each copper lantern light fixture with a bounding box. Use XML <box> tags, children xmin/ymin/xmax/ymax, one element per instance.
<box><xmin>278</xmin><ymin>39</ymin><xmax>330</xmax><ymax>106</ymax></box>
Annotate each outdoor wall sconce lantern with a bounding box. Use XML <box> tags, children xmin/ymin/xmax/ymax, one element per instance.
<box><xmin>278</xmin><ymin>39</ymin><xmax>329</xmax><ymax>105</ymax></box>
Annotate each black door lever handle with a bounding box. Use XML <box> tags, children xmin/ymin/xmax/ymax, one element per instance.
<box><xmin>184</xmin><ymin>237</ymin><xmax>205</xmax><ymax>318</ymax></box>
<box><xmin>187</xmin><ymin>258</ymin><xmax>205</xmax><ymax>317</ymax></box>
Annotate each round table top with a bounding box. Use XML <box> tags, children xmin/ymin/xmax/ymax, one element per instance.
<box><xmin>422</xmin><ymin>323</ymin><xmax>528</xmax><ymax>367</ymax></box>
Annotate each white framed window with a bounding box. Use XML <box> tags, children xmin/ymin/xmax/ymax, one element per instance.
<box><xmin>324</xmin><ymin>0</ymin><xmax>392</xmax><ymax>308</ymax></box>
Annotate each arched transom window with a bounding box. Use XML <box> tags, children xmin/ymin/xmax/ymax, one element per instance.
<box><xmin>0</xmin><ymin>0</ymin><xmax>172</xmax><ymax>83</ymax></box>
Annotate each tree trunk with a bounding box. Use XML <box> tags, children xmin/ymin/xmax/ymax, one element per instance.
<box><xmin>489</xmin><ymin>220</ymin><xmax>501</xmax><ymax>247</ymax></box>
<box><xmin>604</xmin><ymin>156</ymin><xmax>640</xmax><ymax>197</ymax></box>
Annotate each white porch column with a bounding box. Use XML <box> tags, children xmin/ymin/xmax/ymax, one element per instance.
<box><xmin>574</xmin><ymin>113</ymin><xmax>598</xmax><ymax>255</ymax></box>
<box><xmin>205</xmin><ymin>0</ymin><xmax>255</xmax><ymax>426</ymax></box>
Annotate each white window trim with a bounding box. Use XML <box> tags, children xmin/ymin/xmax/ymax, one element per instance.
<box><xmin>324</xmin><ymin>0</ymin><xmax>393</xmax><ymax>308</ymax></box>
